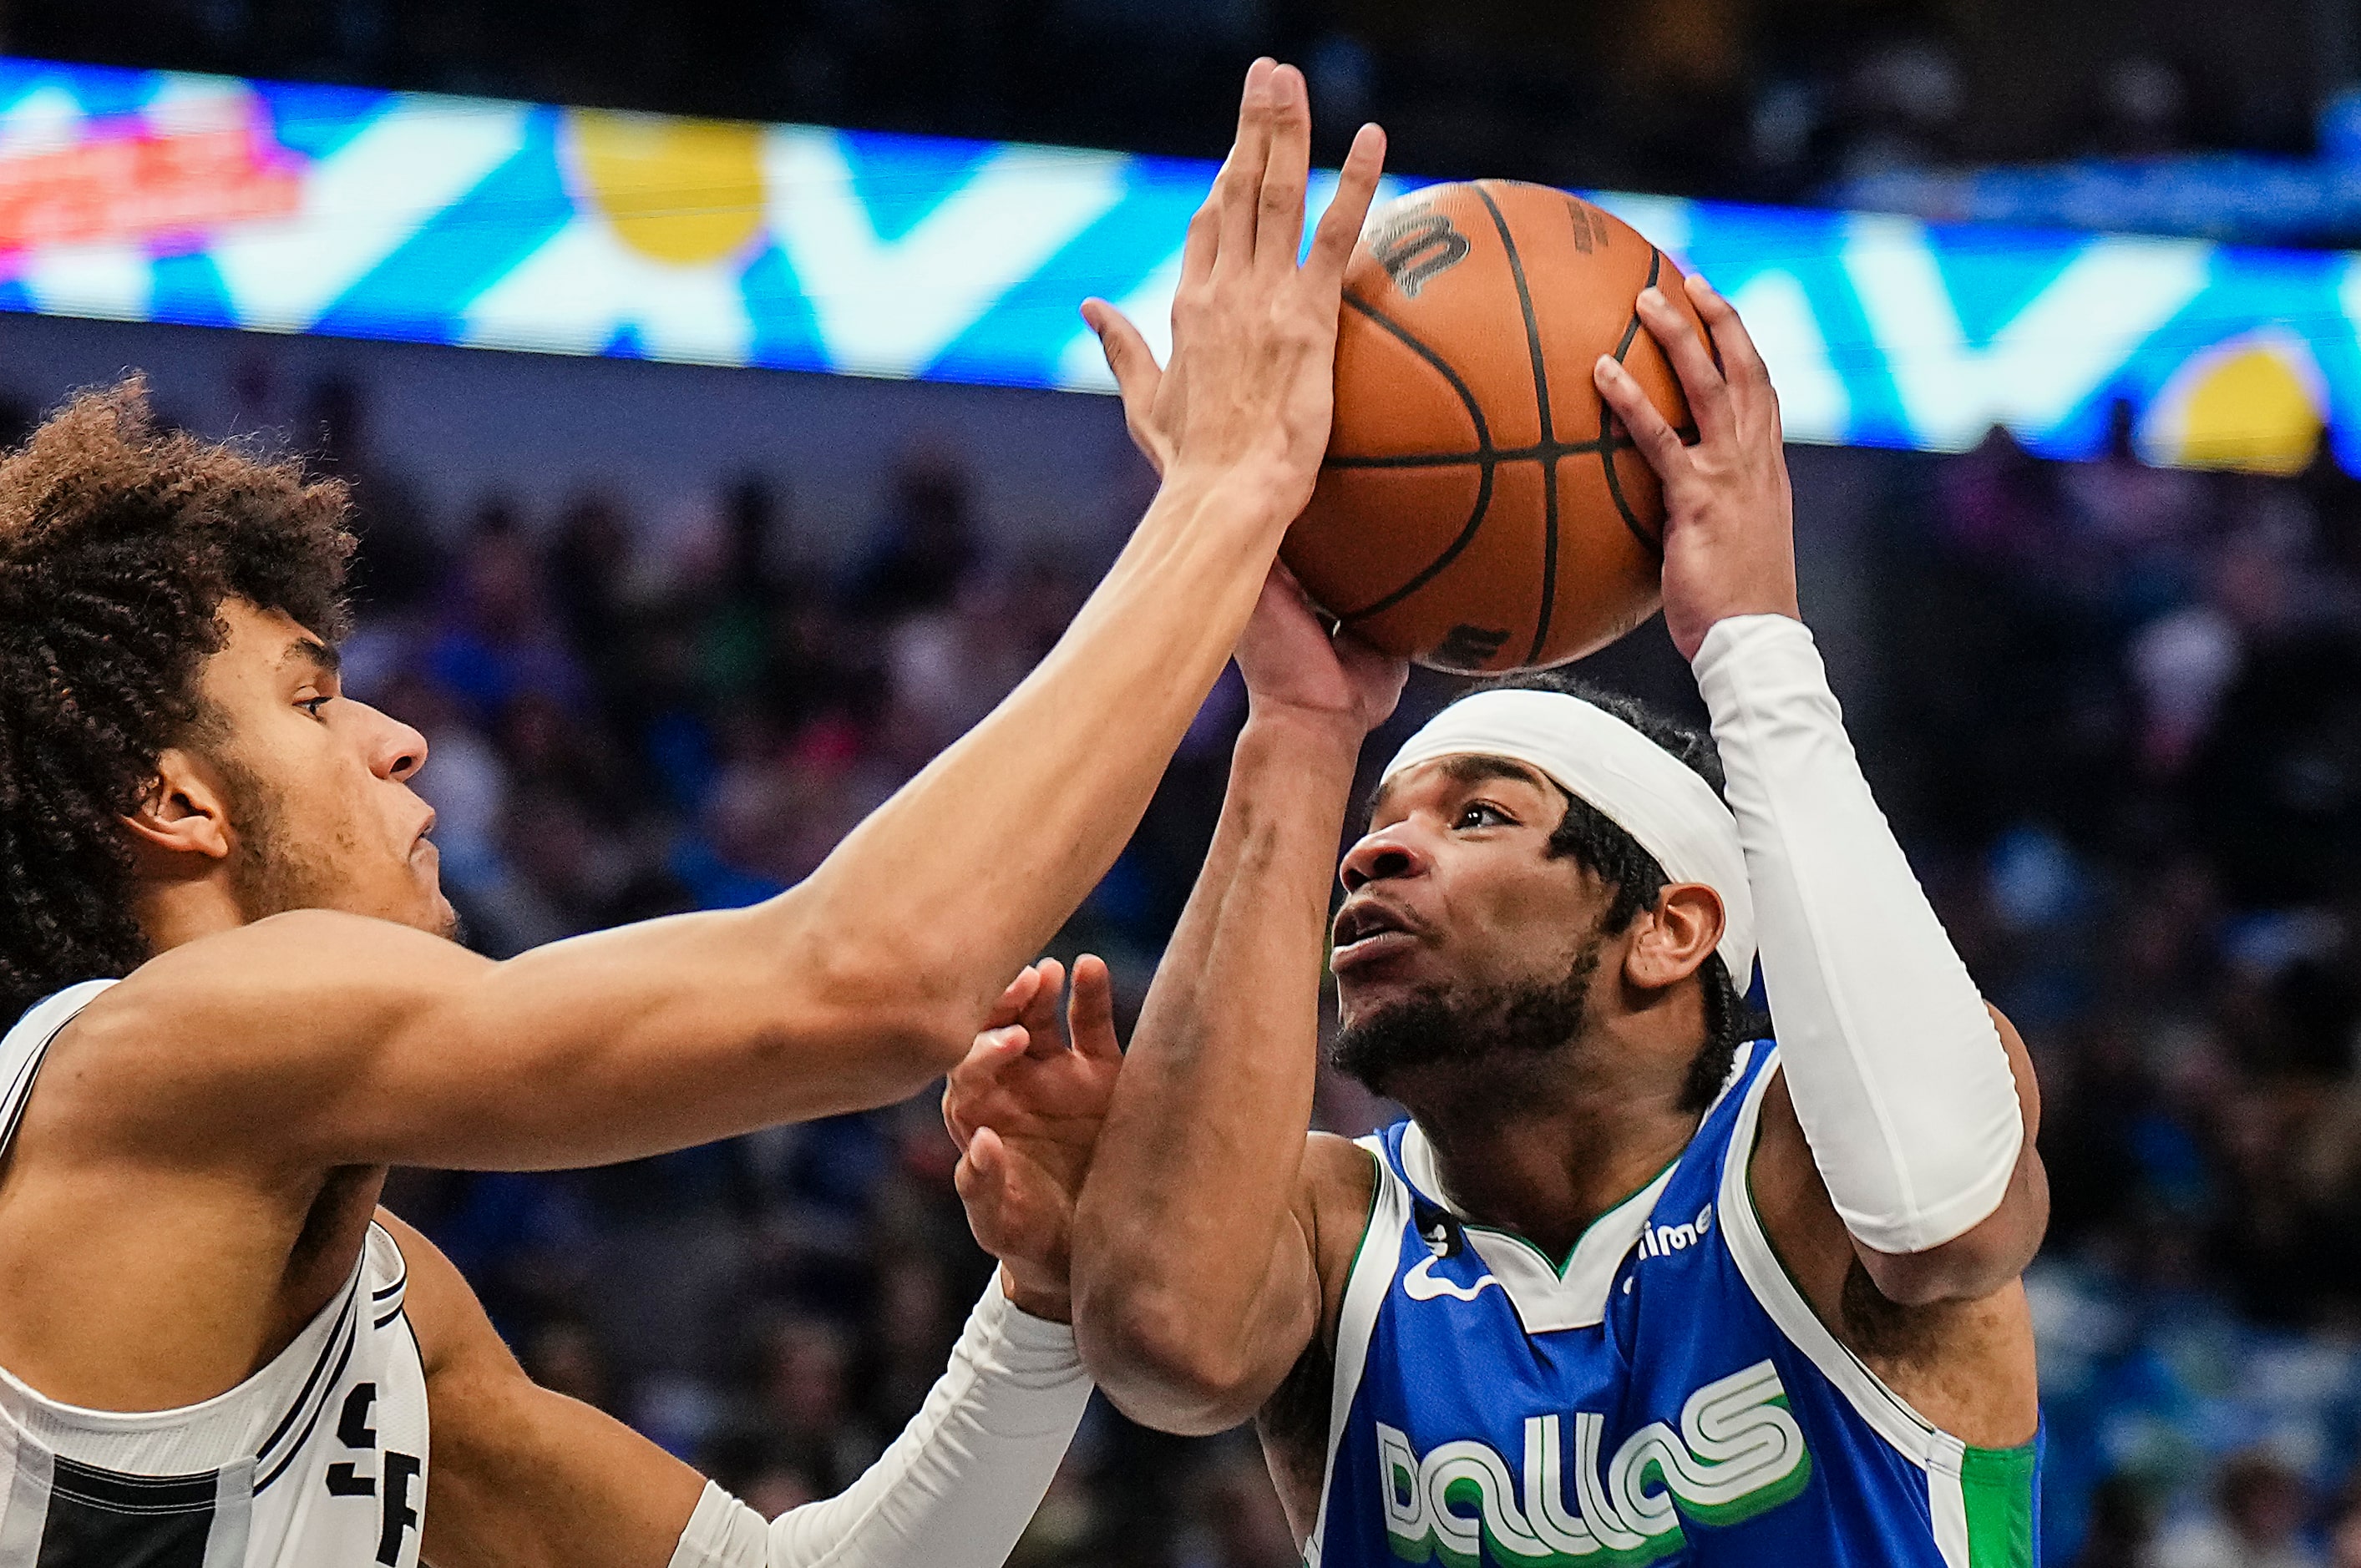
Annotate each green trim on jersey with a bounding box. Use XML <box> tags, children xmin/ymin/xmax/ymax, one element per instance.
<box><xmin>1960</xmin><ymin>1442</ymin><xmax>2038</xmax><ymax>1568</ymax></box>
<box><xmin>1335</xmin><ymin>1143</ymin><xmax>1385</xmax><ymax>1342</ymax></box>
<box><xmin>1461</xmin><ymin>1150</ymin><xmax>1684</xmax><ymax>1277</ymax></box>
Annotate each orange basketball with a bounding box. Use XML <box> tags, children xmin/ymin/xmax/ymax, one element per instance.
<box><xmin>1283</xmin><ymin>180</ymin><xmax>1703</xmax><ymax>674</ymax></box>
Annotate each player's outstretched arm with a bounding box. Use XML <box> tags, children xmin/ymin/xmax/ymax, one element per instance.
<box><xmin>77</xmin><ymin>63</ymin><xmax>1388</xmax><ymax>1175</ymax></box>
<box><xmin>1595</xmin><ymin>276</ymin><xmax>2047</xmax><ymax>1308</ymax></box>
<box><xmin>1069</xmin><ymin>572</ymin><xmax>1404</xmax><ymax>1435</ymax></box>
<box><xmin>398</xmin><ymin>1174</ymin><xmax>1092</xmax><ymax>1567</ymax></box>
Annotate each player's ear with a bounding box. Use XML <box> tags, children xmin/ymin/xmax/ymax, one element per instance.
<box><xmin>1623</xmin><ymin>883</ymin><xmax>1721</xmax><ymax>992</ymax></box>
<box><xmin>121</xmin><ymin>747</ymin><xmax>236</xmax><ymax>867</ymax></box>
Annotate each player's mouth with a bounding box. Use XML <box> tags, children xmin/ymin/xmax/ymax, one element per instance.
<box><xmin>1331</xmin><ymin>897</ymin><xmax>1425</xmax><ymax>973</ymax></box>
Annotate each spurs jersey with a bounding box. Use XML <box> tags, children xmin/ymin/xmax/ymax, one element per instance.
<box><xmin>1310</xmin><ymin>1040</ymin><xmax>2040</xmax><ymax>1567</ymax></box>
<box><xmin>0</xmin><ymin>982</ymin><xmax>431</xmax><ymax>1567</ymax></box>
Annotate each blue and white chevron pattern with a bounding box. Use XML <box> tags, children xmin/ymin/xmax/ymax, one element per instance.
<box><xmin>2</xmin><ymin>55</ymin><xmax>2358</xmax><ymax>474</ymax></box>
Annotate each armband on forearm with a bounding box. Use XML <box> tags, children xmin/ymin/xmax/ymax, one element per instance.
<box><xmin>1694</xmin><ymin>614</ymin><xmax>2023</xmax><ymax>1254</ymax></box>
<box><xmin>666</xmin><ymin>1274</ymin><xmax>1090</xmax><ymax>1568</ymax></box>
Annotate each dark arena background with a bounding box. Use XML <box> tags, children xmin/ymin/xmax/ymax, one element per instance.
<box><xmin>11</xmin><ymin>0</ymin><xmax>2361</xmax><ymax>1561</ymax></box>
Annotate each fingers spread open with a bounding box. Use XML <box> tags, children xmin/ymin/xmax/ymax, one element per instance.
<box><xmin>1638</xmin><ymin>286</ymin><xmax>1730</xmax><ymax>443</ymax></box>
<box><xmin>955</xmin><ymin>1130</ymin><xmax>1006</xmax><ymax>1238</ymax></box>
<box><xmin>1083</xmin><ymin>300</ymin><xmax>1171</xmax><ymax>475</ymax></box>
<box><xmin>1181</xmin><ymin>196</ymin><xmax>1220</xmax><ymax>290</ymax></box>
<box><xmin>1305</xmin><ymin>122</ymin><xmax>1386</xmax><ymax>296</ymax></box>
<box><xmin>944</xmin><ymin>1025</ymin><xmax>1020</xmax><ymax>1151</ymax></box>
<box><xmin>950</xmin><ymin>1021</ymin><xmax>1031</xmax><ymax>1095</ymax></box>
<box><xmin>1031</xmin><ymin>956</ymin><xmax>1067</xmax><ymax>1003</ymax></box>
<box><xmin>1218</xmin><ymin>58</ymin><xmax>1279</xmax><ymax>267</ymax></box>
<box><xmin>1183</xmin><ymin>70</ymin><xmax>1254</xmax><ymax>286</ymax></box>
<box><xmin>941</xmin><ymin>1082</ymin><xmax>970</xmax><ymax>1153</ymax></box>
<box><xmin>1595</xmin><ymin>355</ymin><xmax>1693</xmax><ymax>482</ymax></box>
<box><xmin>1084</xmin><ymin>299</ymin><xmax>1161</xmax><ymax>400</ymax></box>
<box><xmin>1067</xmin><ymin>953</ymin><xmax>1122</xmax><ymax>1060</ymax></box>
<box><xmin>1686</xmin><ymin>273</ymin><xmax>1778</xmax><ymax>426</ymax></box>
<box><xmin>1018</xmin><ymin>957</ymin><xmax>1068</xmax><ymax>1059</ymax></box>
<box><xmin>988</xmin><ymin>963</ymin><xmax>1045</xmax><ymax>1028</ymax></box>
<box><xmin>1255</xmin><ymin>64</ymin><xmax>1311</xmax><ymax>273</ymax></box>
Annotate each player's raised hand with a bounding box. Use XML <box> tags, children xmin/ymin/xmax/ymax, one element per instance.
<box><xmin>943</xmin><ymin>957</ymin><xmax>1123</xmax><ymax>1323</ymax></box>
<box><xmin>1082</xmin><ymin>58</ymin><xmax>1386</xmax><ymax>517</ymax></box>
<box><xmin>1592</xmin><ymin>272</ymin><xmax>1799</xmax><ymax>660</ymax></box>
<box><xmin>1234</xmin><ymin>564</ymin><xmax>1406</xmax><ymax>739</ymax></box>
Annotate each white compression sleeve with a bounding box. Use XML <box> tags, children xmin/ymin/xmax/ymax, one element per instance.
<box><xmin>1693</xmin><ymin>614</ymin><xmax>2024</xmax><ymax>1255</ymax></box>
<box><xmin>666</xmin><ymin>1273</ymin><xmax>1091</xmax><ymax>1568</ymax></box>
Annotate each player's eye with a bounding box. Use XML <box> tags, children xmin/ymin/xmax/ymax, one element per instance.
<box><xmin>297</xmin><ymin>695</ymin><xmax>332</xmax><ymax>718</ymax></box>
<box><xmin>1456</xmin><ymin>802</ymin><xmax>1512</xmax><ymax>830</ymax></box>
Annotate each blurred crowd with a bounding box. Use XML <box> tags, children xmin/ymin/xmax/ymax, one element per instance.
<box><xmin>12</xmin><ymin>0</ymin><xmax>2351</xmax><ymax>220</ymax></box>
<box><xmin>50</xmin><ymin>362</ymin><xmax>2361</xmax><ymax>1565</ymax></box>
<box><xmin>1845</xmin><ymin>424</ymin><xmax>2361</xmax><ymax>1567</ymax></box>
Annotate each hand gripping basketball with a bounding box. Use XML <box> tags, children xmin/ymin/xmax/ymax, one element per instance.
<box><xmin>1235</xmin><ymin>565</ymin><xmax>1406</xmax><ymax>740</ymax></box>
<box><xmin>1083</xmin><ymin>58</ymin><xmax>1386</xmax><ymax>521</ymax></box>
<box><xmin>1593</xmin><ymin>275</ymin><xmax>1800</xmax><ymax>661</ymax></box>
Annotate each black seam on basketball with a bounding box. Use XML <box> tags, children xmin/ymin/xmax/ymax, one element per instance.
<box><xmin>1528</xmin><ymin>452</ymin><xmax>1562</xmax><ymax>665</ymax></box>
<box><xmin>1472</xmin><ymin>182</ymin><xmax>1558</xmax><ymax>664</ymax></box>
<box><xmin>1599</xmin><ymin>247</ymin><xmax>1664</xmax><ymax>557</ymax></box>
<box><xmin>1325</xmin><ymin>292</ymin><xmax>1502</xmax><ymax>623</ymax></box>
<box><xmin>1611</xmin><ymin>251</ymin><xmax>1655</xmax><ymax>362</ymax></box>
<box><xmin>1334</xmin><ymin>292</ymin><xmax>1496</xmax><ymax>460</ymax></box>
<box><xmin>1336</xmin><ymin>459</ymin><xmax>1498</xmax><ymax>625</ymax></box>
<box><xmin>1327</xmin><ymin>435</ymin><xmax>1630</xmax><ymax>468</ymax></box>
<box><xmin>1472</xmin><ymin>185</ymin><xmax>1554</xmax><ymax>446</ymax></box>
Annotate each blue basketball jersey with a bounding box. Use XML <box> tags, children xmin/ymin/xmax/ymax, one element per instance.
<box><xmin>1307</xmin><ymin>1041</ymin><xmax>2039</xmax><ymax>1567</ymax></box>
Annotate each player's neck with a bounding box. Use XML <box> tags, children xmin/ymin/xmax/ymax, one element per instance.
<box><xmin>1396</xmin><ymin>1034</ymin><xmax>1702</xmax><ymax>1262</ymax></box>
<box><xmin>131</xmin><ymin>871</ymin><xmax>255</xmax><ymax>955</ymax></box>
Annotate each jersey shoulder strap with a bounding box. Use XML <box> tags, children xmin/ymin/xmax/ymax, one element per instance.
<box><xmin>1302</xmin><ymin>1131</ymin><xmax>1410</xmax><ymax>1568</ymax></box>
<box><xmin>1715</xmin><ymin>1046</ymin><xmax>1957</xmax><ymax>1469</ymax></box>
<box><xmin>0</xmin><ymin>980</ymin><xmax>119</xmax><ymax>1160</ymax></box>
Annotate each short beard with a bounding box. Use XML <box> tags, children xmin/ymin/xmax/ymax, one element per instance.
<box><xmin>215</xmin><ymin>751</ymin><xmax>342</xmax><ymax>923</ymax></box>
<box><xmin>1330</xmin><ymin>935</ymin><xmax>1604</xmax><ymax>1100</ymax></box>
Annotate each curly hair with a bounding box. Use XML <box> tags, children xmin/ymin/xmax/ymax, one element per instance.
<box><xmin>1459</xmin><ymin>670</ymin><xmax>1768</xmax><ymax>1109</ymax></box>
<box><xmin>0</xmin><ymin>378</ymin><xmax>353</xmax><ymax>1022</ymax></box>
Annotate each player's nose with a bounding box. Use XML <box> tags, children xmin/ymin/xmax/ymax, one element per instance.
<box><xmin>356</xmin><ymin>701</ymin><xmax>430</xmax><ymax>783</ymax></box>
<box><xmin>1340</xmin><ymin>828</ymin><xmax>1427</xmax><ymax>893</ymax></box>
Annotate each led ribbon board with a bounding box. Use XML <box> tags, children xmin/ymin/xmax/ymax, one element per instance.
<box><xmin>2</xmin><ymin>54</ymin><xmax>2358</xmax><ymax>475</ymax></box>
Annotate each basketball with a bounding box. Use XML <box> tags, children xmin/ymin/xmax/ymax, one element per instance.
<box><xmin>1282</xmin><ymin>180</ymin><xmax>1705</xmax><ymax>674</ymax></box>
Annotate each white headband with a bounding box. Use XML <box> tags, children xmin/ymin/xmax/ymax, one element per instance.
<box><xmin>1381</xmin><ymin>690</ymin><xmax>1756</xmax><ymax>984</ymax></box>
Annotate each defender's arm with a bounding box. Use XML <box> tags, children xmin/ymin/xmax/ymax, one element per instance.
<box><xmin>394</xmin><ymin>1212</ymin><xmax>1091</xmax><ymax>1568</ymax></box>
<box><xmin>73</xmin><ymin>65</ymin><xmax>1391</xmax><ymax>1176</ymax></box>
<box><xmin>1072</xmin><ymin>578</ymin><xmax>1400</xmax><ymax>1435</ymax></box>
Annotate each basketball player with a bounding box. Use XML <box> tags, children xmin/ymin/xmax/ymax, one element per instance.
<box><xmin>951</xmin><ymin>273</ymin><xmax>2049</xmax><ymax>1564</ymax></box>
<box><xmin>0</xmin><ymin>60</ymin><xmax>1384</xmax><ymax>1567</ymax></box>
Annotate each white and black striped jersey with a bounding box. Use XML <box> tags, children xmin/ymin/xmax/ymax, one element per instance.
<box><xmin>0</xmin><ymin>981</ymin><xmax>432</xmax><ymax>1567</ymax></box>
